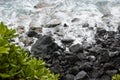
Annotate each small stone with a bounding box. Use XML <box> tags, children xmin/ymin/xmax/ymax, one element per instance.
<box><xmin>43</xmin><ymin>19</ymin><xmax>61</xmax><ymax>28</ymax></box>
<box><xmin>82</xmin><ymin>23</ymin><xmax>89</xmax><ymax>27</ymax></box>
<box><xmin>29</xmin><ymin>27</ymin><xmax>42</xmax><ymax>33</ymax></box>
<box><xmin>106</xmin><ymin>70</ymin><xmax>118</xmax><ymax>76</ymax></box>
<box><xmin>74</xmin><ymin>71</ymin><xmax>89</xmax><ymax>80</ymax></box>
<box><xmin>17</xmin><ymin>26</ymin><xmax>25</xmax><ymax>34</ymax></box>
<box><xmin>69</xmin><ymin>44</ymin><xmax>83</xmax><ymax>53</ymax></box>
<box><xmin>34</xmin><ymin>2</ymin><xmax>52</xmax><ymax>8</ymax></box>
<box><xmin>69</xmin><ymin>66</ymin><xmax>79</xmax><ymax>75</ymax></box>
<box><xmin>117</xmin><ymin>24</ymin><xmax>120</xmax><ymax>34</ymax></box>
<box><xmin>87</xmin><ymin>55</ymin><xmax>96</xmax><ymax>61</ymax></box>
<box><xmin>109</xmin><ymin>51</ymin><xmax>119</xmax><ymax>57</ymax></box>
<box><xmin>80</xmin><ymin>62</ymin><xmax>93</xmax><ymax>71</ymax></box>
<box><xmin>23</xmin><ymin>37</ymin><xmax>34</xmax><ymax>46</ymax></box>
<box><xmin>27</xmin><ymin>30</ymin><xmax>37</xmax><ymax>37</ymax></box>
<box><xmin>103</xmin><ymin>63</ymin><xmax>115</xmax><ymax>70</ymax></box>
<box><xmin>77</xmin><ymin>53</ymin><xmax>86</xmax><ymax>60</ymax></box>
<box><xmin>65</xmin><ymin>55</ymin><xmax>78</xmax><ymax>64</ymax></box>
<box><xmin>43</xmin><ymin>55</ymin><xmax>51</xmax><ymax>60</ymax></box>
<box><xmin>61</xmin><ymin>39</ymin><xmax>74</xmax><ymax>45</ymax></box>
<box><xmin>96</xmin><ymin>28</ymin><xmax>107</xmax><ymax>37</ymax></box>
<box><xmin>63</xmin><ymin>23</ymin><xmax>69</xmax><ymax>27</ymax></box>
<box><xmin>98</xmin><ymin>49</ymin><xmax>110</xmax><ymax>63</ymax></box>
<box><xmin>91</xmin><ymin>69</ymin><xmax>104</xmax><ymax>78</ymax></box>
<box><xmin>60</xmin><ymin>60</ymin><xmax>67</xmax><ymax>66</ymax></box>
<box><xmin>65</xmin><ymin>74</ymin><xmax>74</xmax><ymax>80</ymax></box>
<box><xmin>99</xmin><ymin>75</ymin><xmax>111</xmax><ymax>80</ymax></box>
<box><xmin>71</xmin><ymin>18</ymin><xmax>80</xmax><ymax>22</ymax></box>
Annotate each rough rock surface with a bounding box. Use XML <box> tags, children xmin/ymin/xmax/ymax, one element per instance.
<box><xmin>30</xmin><ymin>27</ymin><xmax>120</xmax><ymax>80</ymax></box>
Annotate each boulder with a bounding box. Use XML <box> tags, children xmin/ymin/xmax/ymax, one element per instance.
<box><xmin>31</xmin><ymin>35</ymin><xmax>61</xmax><ymax>57</ymax></box>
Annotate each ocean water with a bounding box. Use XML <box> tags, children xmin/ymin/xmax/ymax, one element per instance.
<box><xmin>0</xmin><ymin>0</ymin><xmax>120</xmax><ymax>47</ymax></box>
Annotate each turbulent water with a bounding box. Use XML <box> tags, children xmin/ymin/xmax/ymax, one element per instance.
<box><xmin>0</xmin><ymin>0</ymin><xmax>120</xmax><ymax>48</ymax></box>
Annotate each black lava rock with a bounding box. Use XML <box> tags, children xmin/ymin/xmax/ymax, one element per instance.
<box><xmin>30</xmin><ymin>28</ymin><xmax>120</xmax><ymax>80</ymax></box>
<box><xmin>61</xmin><ymin>39</ymin><xmax>74</xmax><ymax>45</ymax></box>
<box><xmin>82</xmin><ymin>23</ymin><xmax>89</xmax><ymax>28</ymax></box>
<box><xmin>27</xmin><ymin>30</ymin><xmax>38</xmax><ymax>37</ymax></box>
<box><xmin>74</xmin><ymin>71</ymin><xmax>89</xmax><ymax>80</ymax></box>
<box><xmin>31</xmin><ymin>35</ymin><xmax>61</xmax><ymax>57</ymax></box>
<box><xmin>69</xmin><ymin>44</ymin><xmax>83</xmax><ymax>53</ymax></box>
<box><xmin>65</xmin><ymin>74</ymin><xmax>74</xmax><ymax>80</ymax></box>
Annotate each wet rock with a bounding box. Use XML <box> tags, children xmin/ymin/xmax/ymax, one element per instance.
<box><xmin>77</xmin><ymin>53</ymin><xmax>86</xmax><ymax>60</ymax></box>
<box><xmin>99</xmin><ymin>75</ymin><xmax>111</xmax><ymax>80</ymax></box>
<box><xmin>74</xmin><ymin>71</ymin><xmax>89</xmax><ymax>80</ymax></box>
<box><xmin>80</xmin><ymin>62</ymin><xmax>93</xmax><ymax>71</ymax></box>
<box><xmin>107</xmin><ymin>31</ymin><xmax>116</xmax><ymax>38</ymax></box>
<box><xmin>65</xmin><ymin>74</ymin><xmax>74</xmax><ymax>80</ymax></box>
<box><xmin>87</xmin><ymin>55</ymin><xmax>96</xmax><ymax>61</ymax></box>
<box><xmin>113</xmin><ymin>57</ymin><xmax>120</xmax><ymax>68</ymax></box>
<box><xmin>91</xmin><ymin>69</ymin><xmax>104</xmax><ymax>78</ymax></box>
<box><xmin>23</xmin><ymin>37</ymin><xmax>34</xmax><ymax>46</ymax></box>
<box><xmin>34</xmin><ymin>2</ymin><xmax>52</xmax><ymax>8</ymax></box>
<box><xmin>31</xmin><ymin>35</ymin><xmax>60</xmax><ymax>57</ymax></box>
<box><xmin>29</xmin><ymin>27</ymin><xmax>42</xmax><ymax>33</ymax></box>
<box><xmin>109</xmin><ymin>51</ymin><xmax>119</xmax><ymax>57</ymax></box>
<box><xmin>117</xmin><ymin>24</ymin><xmax>120</xmax><ymax>34</ymax></box>
<box><xmin>69</xmin><ymin>44</ymin><xmax>83</xmax><ymax>53</ymax></box>
<box><xmin>82</xmin><ymin>23</ymin><xmax>89</xmax><ymax>27</ymax></box>
<box><xmin>63</xmin><ymin>23</ymin><xmax>69</xmax><ymax>27</ymax></box>
<box><xmin>43</xmin><ymin>19</ymin><xmax>61</xmax><ymax>28</ymax></box>
<box><xmin>88</xmin><ymin>45</ymin><xmax>102</xmax><ymax>54</ymax></box>
<box><xmin>96</xmin><ymin>28</ymin><xmax>107</xmax><ymax>37</ymax></box>
<box><xmin>106</xmin><ymin>70</ymin><xmax>118</xmax><ymax>76</ymax></box>
<box><xmin>71</xmin><ymin>18</ymin><xmax>80</xmax><ymax>22</ymax></box>
<box><xmin>98</xmin><ymin>49</ymin><xmax>110</xmax><ymax>63</ymax></box>
<box><xmin>103</xmin><ymin>63</ymin><xmax>115</xmax><ymax>70</ymax></box>
<box><xmin>16</xmin><ymin>26</ymin><xmax>25</xmax><ymax>34</ymax></box>
<box><xmin>43</xmin><ymin>55</ymin><xmax>51</xmax><ymax>60</ymax></box>
<box><xmin>65</xmin><ymin>55</ymin><xmax>79</xmax><ymax>64</ymax></box>
<box><xmin>61</xmin><ymin>39</ymin><xmax>74</xmax><ymax>45</ymax></box>
<box><xmin>27</xmin><ymin>30</ymin><xmax>37</xmax><ymax>37</ymax></box>
<box><xmin>50</xmin><ymin>66</ymin><xmax>59</xmax><ymax>74</ymax></box>
<box><xmin>60</xmin><ymin>60</ymin><xmax>67</xmax><ymax>66</ymax></box>
<box><xmin>69</xmin><ymin>66</ymin><xmax>79</xmax><ymax>75</ymax></box>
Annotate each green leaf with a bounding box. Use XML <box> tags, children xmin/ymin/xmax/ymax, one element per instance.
<box><xmin>0</xmin><ymin>73</ymin><xmax>10</xmax><ymax>78</ymax></box>
<box><xmin>0</xmin><ymin>47</ymin><xmax>10</xmax><ymax>54</ymax></box>
<box><xmin>0</xmin><ymin>22</ymin><xmax>59</xmax><ymax>80</ymax></box>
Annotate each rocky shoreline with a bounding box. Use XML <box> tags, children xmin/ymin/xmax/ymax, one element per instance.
<box><xmin>18</xmin><ymin>25</ymin><xmax>119</xmax><ymax>80</ymax></box>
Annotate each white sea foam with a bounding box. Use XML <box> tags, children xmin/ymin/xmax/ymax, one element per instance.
<box><xmin>0</xmin><ymin>0</ymin><xmax>120</xmax><ymax>48</ymax></box>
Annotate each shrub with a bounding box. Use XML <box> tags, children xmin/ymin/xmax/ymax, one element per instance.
<box><xmin>112</xmin><ymin>74</ymin><xmax>120</xmax><ymax>80</ymax></box>
<box><xmin>0</xmin><ymin>22</ymin><xmax>59</xmax><ymax>80</ymax></box>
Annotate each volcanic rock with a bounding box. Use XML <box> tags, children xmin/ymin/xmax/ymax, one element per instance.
<box><xmin>74</xmin><ymin>71</ymin><xmax>89</xmax><ymax>80</ymax></box>
<box><xmin>34</xmin><ymin>2</ymin><xmax>52</xmax><ymax>8</ymax></box>
<box><xmin>31</xmin><ymin>35</ymin><xmax>61</xmax><ymax>57</ymax></box>
<box><xmin>69</xmin><ymin>44</ymin><xmax>83</xmax><ymax>53</ymax></box>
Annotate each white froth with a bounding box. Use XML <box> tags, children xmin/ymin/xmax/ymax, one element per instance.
<box><xmin>0</xmin><ymin>0</ymin><xmax>120</xmax><ymax>47</ymax></box>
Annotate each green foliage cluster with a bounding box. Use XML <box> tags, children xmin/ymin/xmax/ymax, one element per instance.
<box><xmin>112</xmin><ymin>74</ymin><xmax>120</xmax><ymax>80</ymax></box>
<box><xmin>0</xmin><ymin>22</ymin><xmax>59</xmax><ymax>80</ymax></box>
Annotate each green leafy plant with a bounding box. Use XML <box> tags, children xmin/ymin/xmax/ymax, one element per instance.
<box><xmin>112</xmin><ymin>74</ymin><xmax>120</xmax><ymax>80</ymax></box>
<box><xmin>0</xmin><ymin>22</ymin><xmax>59</xmax><ymax>80</ymax></box>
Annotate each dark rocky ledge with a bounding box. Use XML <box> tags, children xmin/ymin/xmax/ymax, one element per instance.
<box><xmin>30</xmin><ymin>27</ymin><xmax>120</xmax><ymax>80</ymax></box>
